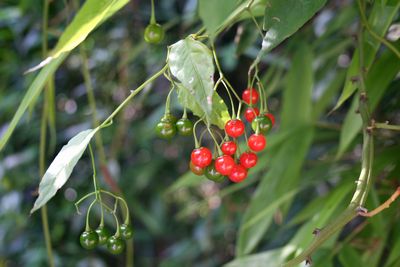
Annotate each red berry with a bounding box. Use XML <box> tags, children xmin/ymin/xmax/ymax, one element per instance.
<box><xmin>242</xmin><ymin>88</ymin><xmax>259</xmax><ymax>105</ymax></box>
<box><xmin>248</xmin><ymin>134</ymin><xmax>266</xmax><ymax>152</ymax></box>
<box><xmin>225</xmin><ymin>119</ymin><xmax>245</xmax><ymax>138</ymax></box>
<box><xmin>221</xmin><ymin>141</ymin><xmax>237</xmax><ymax>156</ymax></box>
<box><xmin>228</xmin><ymin>164</ymin><xmax>248</xmax><ymax>183</ymax></box>
<box><xmin>265</xmin><ymin>113</ymin><xmax>275</xmax><ymax>127</ymax></box>
<box><xmin>215</xmin><ymin>155</ymin><xmax>235</xmax><ymax>176</ymax></box>
<box><xmin>240</xmin><ymin>152</ymin><xmax>258</xmax><ymax>169</ymax></box>
<box><xmin>191</xmin><ymin>147</ymin><xmax>212</xmax><ymax>168</ymax></box>
<box><xmin>244</xmin><ymin>107</ymin><xmax>260</xmax><ymax>122</ymax></box>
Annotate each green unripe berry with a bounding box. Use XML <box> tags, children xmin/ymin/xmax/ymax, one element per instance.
<box><xmin>144</xmin><ymin>23</ymin><xmax>165</xmax><ymax>44</ymax></box>
<box><xmin>80</xmin><ymin>230</ymin><xmax>99</xmax><ymax>249</ymax></box>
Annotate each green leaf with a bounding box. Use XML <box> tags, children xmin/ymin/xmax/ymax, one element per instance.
<box><xmin>30</xmin><ymin>128</ymin><xmax>99</xmax><ymax>214</ymax></box>
<box><xmin>168</xmin><ymin>38</ymin><xmax>216</xmax><ymax>124</ymax></box>
<box><xmin>336</xmin><ymin>43</ymin><xmax>400</xmax><ymax>158</ymax></box>
<box><xmin>29</xmin><ymin>0</ymin><xmax>129</xmax><ymax>71</ymax></box>
<box><xmin>0</xmin><ymin>54</ymin><xmax>66</xmax><ymax>151</ymax></box>
<box><xmin>236</xmin><ymin>44</ymin><xmax>315</xmax><ymax>256</ymax></box>
<box><xmin>198</xmin><ymin>0</ymin><xmax>240</xmax><ymax>40</ymax></box>
<box><xmin>224</xmin><ymin>248</ymin><xmax>288</xmax><ymax>267</ymax></box>
<box><xmin>339</xmin><ymin>245</ymin><xmax>364</xmax><ymax>267</ymax></box>
<box><xmin>260</xmin><ymin>0</ymin><xmax>327</xmax><ymax>53</ymax></box>
<box><xmin>333</xmin><ymin>0</ymin><xmax>400</xmax><ymax>110</ymax></box>
<box><xmin>175</xmin><ymin>83</ymin><xmax>230</xmax><ymax>129</ymax></box>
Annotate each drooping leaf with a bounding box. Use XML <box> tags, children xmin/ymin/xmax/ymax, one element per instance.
<box><xmin>0</xmin><ymin>0</ymin><xmax>128</xmax><ymax>151</ymax></box>
<box><xmin>175</xmin><ymin>83</ymin><xmax>230</xmax><ymax>129</ymax></box>
<box><xmin>237</xmin><ymin>44</ymin><xmax>315</xmax><ymax>256</ymax></box>
<box><xmin>168</xmin><ymin>37</ymin><xmax>216</xmax><ymax>124</ymax></box>
<box><xmin>28</xmin><ymin>0</ymin><xmax>129</xmax><ymax>72</ymax></box>
<box><xmin>333</xmin><ymin>0</ymin><xmax>400</xmax><ymax>110</ymax></box>
<box><xmin>30</xmin><ymin>128</ymin><xmax>99</xmax><ymax>214</ymax></box>
<box><xmin>198</xmin><ymin>0</ymin><xmax>240</xmax><ymax>40</ymax></box>
<box><xmin>260</xmin><ymin>0</ymin><xmax>327</xmax><ymax>54</ymax></box>
<box><xmin>0</xmin><ymin>54</ymin><xmax>66</xmax><ymax>151</ymax></box>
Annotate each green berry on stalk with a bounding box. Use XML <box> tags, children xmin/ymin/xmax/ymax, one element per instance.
<box><xmin>251</xmin><ymin>115</ymin><xmax>272</xmax><ymax>134</ymax></box>
<box><xmin>155</xmin><ymin>120</ymin><xmax>176</xmax><ymax>139</ymax></box>
<box><xmin>176</xmin><ymin>118</ymin><xmax>193</xmax><ymax>136</ymax></box>
<box><xmin>95</xmin><ymin>226</ymin><xmax>111</xmax><ymax>246</ymax></box>
<box><xmin>119</xmin><ymin>224</ymin><xmax>133</xmax><ymax>240</ymax></box>
<box><xmin>107</xmin><ymin>236</ymin><xmax>125</xmax><ymax>254</ymax></box>
<box><xmin>162</xmin><ymin>113</ymin><xmax>177</xmax><ymax>123</ymax></box>
<box><xmin>204</xmin><ymin>161</ymin><xmax>225</xmax><ymax>183</ymax></box>
<box><xmin>80</xmin><ymin>230</ymin><xmax>99</xmax><ymax>249</ymax></box>
<box><xmin>144</xmin><ymin>23</ymin><xmax>165</xmax><ymax>44</ymax></box>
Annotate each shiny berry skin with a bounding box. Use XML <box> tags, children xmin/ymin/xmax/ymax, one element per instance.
<box><xmin>215</xmin><ymin>155</ymin><xmax>235</xmax><ymax>176</ymax></box>
<box><xmin>119</xmin><ymin>224</ymin><xmax>133</xmax><ymax>240</ymax></box>
<box><xmin>80</xmin><ymin>230</ymin><xmax>99</xmax><ymax>249</ymax></box>
<box><xmin>244</xmin><ymin>107</ymin><xmax>260</xmax><ymax>122</ymax></box>
<box><xmin>242</xmin><ymin>88</ymin><xmax>259</xmax><ymax>105</ymax></box>
<box><xmin>176</xmin><ymin>118</ymin><xmax>193</xmax><ymax>136</ymax></box>
<box><xmin>155</xmin><ymin>120</ymin><xmax>176</xmax><ymax>139</ymax></box>
<box><xmin>162</xmin><ymin>113</ymin><xmax>177</xmax><ymax>123</ymax></box>
<box><xmin>240</xmin><ymin>152</ymin><xmax>258</xmax><ymax>169</ymax></box>
<box><xmin>204</xmin><ymin>161</ymin><xmax>225</xmax><ymax>183</ymax></box>
<box><xmin>95</xmin><ymin>226</ymin><xmax>111</xmax><ymax>246</ymax></box>
<box><xmin>248</xmin><ymin>134</ymin><xmax>266</xmax><ymax>152</ymax></box>
<box><xmin>144</xmin><ymin>23</ymin><xmax>165</xmax><ymax>44</ymax></box>
<box><xmin>228</xmin><ymin>164</ymin><xmax>248</xmax><ymax>183</ymax></box>
<box><xmin>221</xmin><ymin>141</ymin><xmax>237</xmax><ymax>156</ymax></box>
<box><xmin>191</xmin><ymin>147</ymin><xmax>212</xmax><ymax>168</ymax></box>
<box><xmin>251</xmin><ymin>115</ymin><xmax>272</xmax><ymax>134</ymax></box>
<box><xmin>107</xmin><ymin>236</ymin><xmax>125</xmax><ymax>254</ymax></box>
<box><xmin>190</xmin><ymin>161</ymin><xmax>205</xmax><ymax>175</ymax></box>
<box><xmin>265</xmin><ymin>113</ymin><xmax>275</xmax><ymax>127</ymax></box>
<box><xmin>225</xmin><ymin>119</ymin><xmax>245</xmax><ymax>138</ymax></box>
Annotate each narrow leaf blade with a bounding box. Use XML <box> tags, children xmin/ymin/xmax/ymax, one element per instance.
<box><xmin>30</xmin><ymin>128</ymin><xmax>98</xmax><ymax>214</ymax></box>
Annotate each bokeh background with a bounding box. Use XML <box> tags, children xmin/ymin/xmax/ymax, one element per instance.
<box><xmin>1</xmin><ymin>0</ymin><xmax>400</xmax><ymax>266</ymax></box>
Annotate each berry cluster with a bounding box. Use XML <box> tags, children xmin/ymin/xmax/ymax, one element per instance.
<box><xmin>189</xmin><ymin>88</ymin><xmax>275</xmax><ymax>183</ymax></box>
<box><xmin>80</xmin><ymin>222</ymin><xmax>133</xmax><ymax>254</ymax></box>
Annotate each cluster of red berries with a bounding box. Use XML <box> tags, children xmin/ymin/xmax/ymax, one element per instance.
<box><xmin>189</xmin><ymin>88</ymin><xmax>275</xmax><ymax>183</ymax></box>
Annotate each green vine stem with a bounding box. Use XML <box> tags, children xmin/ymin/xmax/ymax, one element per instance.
<box><xmin>150</xmin><ymin>0</ymin><xmax>156</xmax><ymax>25</ymax></box>
<box><xmin>282</xmin><ymin>20</ymin><xmax>375</xmax><ymax>267</ymax></box>
<box><xmin>85</xmin><ymin>200</ymin><xmax>97</xmax><ymax>231</ymax></box>
<box><xmin>374</xmin><ymin>122</ymin><xmax>400</xmax><ymax>131</ymax></box>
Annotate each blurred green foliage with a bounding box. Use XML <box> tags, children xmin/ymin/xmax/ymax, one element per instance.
<box><xmin>1</xmin><ymin>0</ymin><xmax>400</xmax><ymax>267</ymax></box>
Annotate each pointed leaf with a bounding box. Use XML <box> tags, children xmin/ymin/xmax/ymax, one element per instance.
<box><xmin>260</xmin><ymin>0</ymin><xmax>327</xmax><ymax>54</ymax></box>
<box><xmin>168</xmin><ymin>38</ymin><xmax>215</xmax><ymax>123</ymax></box>
<box><xmin>30</xmin><ymin>128</ymin><xmax>99</xmax><ymax>214</ymax></box>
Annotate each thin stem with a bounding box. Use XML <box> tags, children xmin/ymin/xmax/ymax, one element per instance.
<box><xmin>164</xmin><ymin>87</ymin><xmax>174</xmax><ymax>116</ymax></box>
<box><xmin>356</xmin><ymin>0</ymin><xmax>400</xmax><ymax>59</ymax></box>
<box><xmin>150</xmin><ymin>0</ymin><xmax>156</xmax><ymax>24</ymax></box>
<box><xmin>79</xmin><ymin>45</ymin><xmax>107</xmax><ymax>165</ymax></box>
<box><xmin>207</xmin><ymin>127</ymin><xmax>222</xmax><ymax>155</ymax></box>
<box><xmin>85</xmin><ymin>200</ymin><xmax>97</xmax><ymax>231</ymax></box>
<box><xmin>374</xmin><ymin>123</ymin><xmax>400</xmax><ymax>131</ymax></box>
<box><xmin>246</xmin><ymin>6</ymin><xmax>264</xmax><ymax>39</ymax></box>
<box><xmin>358</xmin><ymin>187</ymin><xmax>400</xmax><ymax>217</ymax></box>
<box><xmin>192</xmin><ymin>118</ymin><xmax>204</xmax><ymax>148</ymax></box>
<box><xmin>99</xmin><ymin>65</ymin><xmax>168</xmax><ymax>128</ymax></box>
<box><xmin>88</xmin><ymin>144</ymin><xmax>105</xmax><ymax>225</ymax></box>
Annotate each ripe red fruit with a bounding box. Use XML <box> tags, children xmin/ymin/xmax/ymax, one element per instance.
<box><xmin>248</xmin><ymin>134</ymin><xmax>266</xmax><ymax>152</ymax></box>
<box><xmin>221</xmin><ymin>141</ymin><xmax>237</xmax><ymax>156</ymax></box>
<box><xmin>240</xmin><ymin>152</ymin><xmax>258</xmax><ymax>169</ymax></box>
<box><xmin>225</xmin><ymin>119</ymin><xmax>245</xmax><ymax>138</ymax></box>
<box><xmin>191</xmin><ymin>147</ymin><xmax>212</xmax><ymax>168</ymax></box>
<box><xmin>265</xmin><ymin>113</ymin><xmax>275</xmax><ymax>127</ymax></box>
<box><xmin>215</xmin><ymin>155</ymin><xmax>235</xmax><ymax>176</ymax></box>
<box><xmin>242</xmin><ymin>88</ymin><xmax>259</xmax><ymax>105</ymax></box>
<box><xmin>244</xmin><ymin>107</ymin><xmax>260</xmax><ymax>122</ymax></box>
<box><xmin>228</xmin><ymin>164</ymin><xmax>248</xmax><ymax>183</ymax></box>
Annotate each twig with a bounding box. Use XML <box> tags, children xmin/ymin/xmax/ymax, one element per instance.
<box><xmin>358</xmin><ymin>187</ymin><xmax>400</xmax><ymax>217</ymax></box>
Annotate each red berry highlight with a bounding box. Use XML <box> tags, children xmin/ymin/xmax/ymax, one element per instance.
<box><xmin>248</xmin><ymin>134</ymin><xmax>266</xmax><ymax>152</ymax></box>
<box><xmin>225</xmin><ymin>119</ymin><xmax>245</xmax><ymax>138</ymax></box>
<box><xmin>215</xmin><ymin>155</ymin><xmax>235</xmax><ymax>176</ymax></box>
<box><xmin>221</xmin><ymin>141</ymin><xmax>237</xmax><ymax>156</ymax></box>
<box><xmin>191</xmin><ymin>147</ymin><xmax>212</xmax><ymax>168</ymax></box>
<box><xmin>265</xmin><ymin>113</ymin><xmax>275</xmax><ymax>127</ymax></box>
<box><xmin>228</xmin><ymin>164</ymin><xmax>248</xmax><ymax>183</ymax></box>
<box><xmin>239</xmin><ymin>152</ymin><xmax>258</xmax><ymax>169</ymax></box>
<box><xmin>242</xmin><ymin>88</ymin><xmax>259</xmax><ymax>105</ymax></box>
<box><xmin>244</xmin><ymin>107</ymin><xmax>260</xmax><ymax>122</ymax></box>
